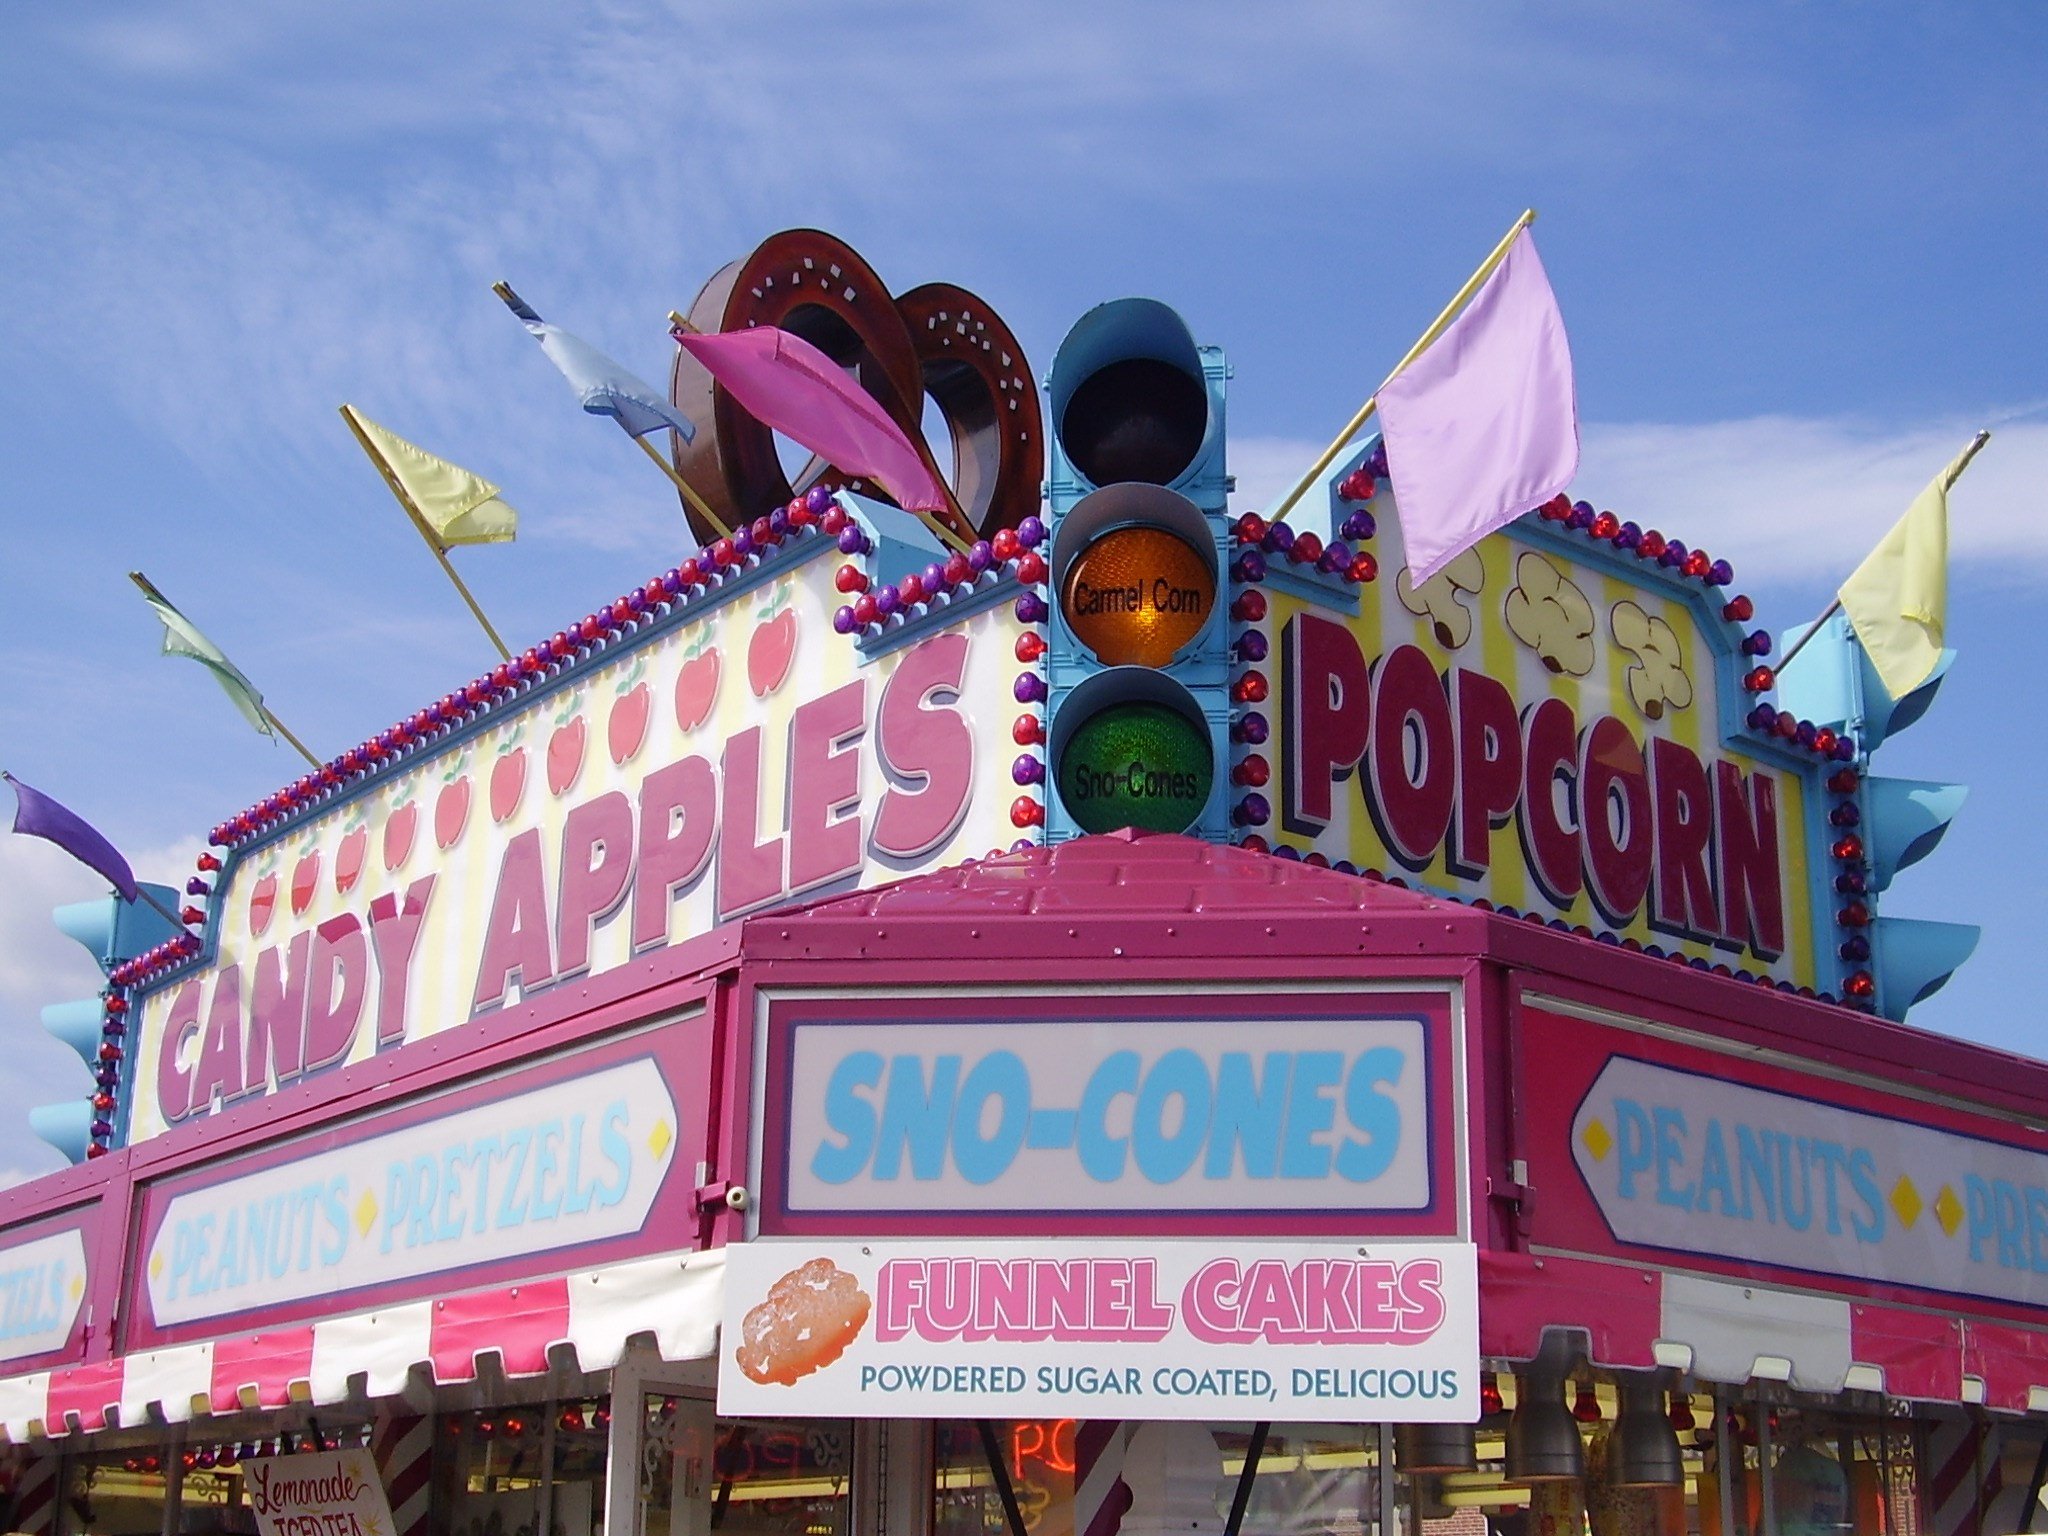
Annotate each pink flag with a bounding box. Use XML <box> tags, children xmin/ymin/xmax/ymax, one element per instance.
<box><xmin>1376</xmin><ymin>229</ymin><xmax>1579</xmax><ymax>587</ymax></box>
<box><xmin>674</xmin><ymin>326</ymin><xmax>949</xmax><ymax>513</ymax></box>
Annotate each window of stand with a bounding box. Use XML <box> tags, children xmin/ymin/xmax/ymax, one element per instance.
<box><xmin>933</xmin><ymin>1421</ymin><xmax>1391</xmax><ymax>1536</ymax></box>
<box><xmin>933</xmin><ymin>1387</ymin><xmax>1928</xmax><ymax>1536</ymax></box>
<box><xmin>433</xmin><ymin>1398</ymin><xmax>613</xmax><ymax>1536</ymax></box>
<box><xmin>47</xmin><ymin>1420</ymin><xmax>375</xmax><ymax>1536</ymax></box>
<box><xmin>635</xmin><ymin>1395</ymin><xmax>855</xmax><ymax>1536</ymax></box>
<box><xmin>1387</xmin><ymin>1377</ymin><xmax>1926</xmax><ymax>1536</ymax></box>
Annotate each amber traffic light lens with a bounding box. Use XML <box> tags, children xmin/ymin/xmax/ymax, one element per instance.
<box><xmin>1059</xmin><ymin>525</ymin><xmax>1214</xmax><ymax>667</ymax></box>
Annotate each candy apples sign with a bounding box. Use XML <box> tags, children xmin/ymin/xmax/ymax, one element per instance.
<box><xmin>128</xmin><ymin>534</ymin><xmax>1028</xmax><ymax>1143</ymax></box>
<box><xmin>1260</xmin><ymin>506</ymin><xmax>1827</xmax><ymax>987</ymax></box>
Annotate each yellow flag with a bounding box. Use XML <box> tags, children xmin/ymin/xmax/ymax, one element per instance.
<box><xmin>1838</xmin><ymin>436</ymin><xmax>1984</xmax><ymax>700</ymax></box>
<box><xmin>341</xmin><ymin>405</ymin><xmax>518</xmax><ymax>551</ymax></box>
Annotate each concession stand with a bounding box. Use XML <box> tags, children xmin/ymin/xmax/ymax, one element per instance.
<box><xmin>0</xmin><ymin>235</ymin><xmax>2036</xmax><ymax>1536</ymax></box>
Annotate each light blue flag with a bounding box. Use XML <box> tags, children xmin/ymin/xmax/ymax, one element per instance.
<box><xmin>496</xmin><ymin>284</ymin><xmax>696</xmax><ymax>443</ymax></box>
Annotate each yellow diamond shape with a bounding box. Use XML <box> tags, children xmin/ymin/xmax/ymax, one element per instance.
<box><xmin>149</xmin><ymin>1251</ymin><xmax>165</xmax><ymax>1281</ymax></box>
<box><xmin>648</xmin><ymin>1119</ymin><xmax>673</xmax><ymax>1160</ymax></box>
<box><xmin>1890</xmin><ymin>1175</ymin><xmax>1922</xmax><ymax>1230</ymax></box>
<box><xmin>1581</xmin><ymin>1118</ymin><xmax>1613</xmax><ymax>1163</ymax></box>
<box><xmin>354</xmin><ymin>1189</ymin><xmax>379</xmax><ymax>1238</ymax></box>
<box><xmin>67</xmin><ymin>1275</ymin><xmax>84</xmax><ymax>1301</ymax></box>
<box><xmin>1934</xmin><ymin>1184</ymin><xmax>1965</xmax><ymax>1237</ymax></box>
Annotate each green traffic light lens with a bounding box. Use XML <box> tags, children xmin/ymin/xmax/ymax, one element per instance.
<box><xmin>1055</xmin><ymin>700</ymin><xmax>1214</xmax><ymax>835</ymax></box>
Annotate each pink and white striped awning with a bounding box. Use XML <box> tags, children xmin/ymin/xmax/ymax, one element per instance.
<box><xmin>0</xmin><ymin>1249</ymin><xmax>724</xmax><ymax>1441</ymax></box>
<box><xmin>1483</xmin><ymin>1252</ymin><xmax>2048</xmax><ymax>1415</ymax></box>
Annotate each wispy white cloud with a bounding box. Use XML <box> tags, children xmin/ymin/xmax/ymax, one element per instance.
<box><xmin>1231</xmin><ymin>408</ymin><xmax>2048</xmax><ymax>586</ymax></box>
<box><xmin>1581</xmin><ymin>413</ymin><xmax>2048</xmax><ymax>587</ymax></box>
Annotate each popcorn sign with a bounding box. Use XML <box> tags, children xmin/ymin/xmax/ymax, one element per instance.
<box><xmin>718</xmin><ymin>1239</ymin><xmax>1477</xmax><ymax>1421</ymax></box>
<box><xmin>1260</xmin><ymin>513</ymin><xmax>1827</xmax><ymax>986</ymax></box>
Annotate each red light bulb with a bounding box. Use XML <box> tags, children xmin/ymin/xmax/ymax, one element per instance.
<box><xmin>1573</xmin><ymin>1381</ymin><xmax>1603</xmax><ymax>1422</ymax></box>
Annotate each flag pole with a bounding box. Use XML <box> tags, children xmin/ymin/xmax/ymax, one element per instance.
<box><xmin>126</xmin><ymin>572</ymin><xmax>323</xmax><ymax>768</ymax></box>
<box><xmin>1773</xmin><ymin>429</ymin><xmax>1992</xmax><ymax>677</ymax></box>
<box><xmin>669</xmin><ymin>313</ymin><xmax>974</xmax><ymax>556</ymax></box>
<box><xmin>631</xmin><ymin>432</ymin><xmax>734</xmax><ymax>540</ymax></box>
<box><xmin>1268</xmin><ymin>209</ymin><xmax>1538</xmax><ymax>526</ymax></box>
<box><xmin>338</xmin><ymin>408</ymin><xmax>513</xmax><ymax>662</ymax></box>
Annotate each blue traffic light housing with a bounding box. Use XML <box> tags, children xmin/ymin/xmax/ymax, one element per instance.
<box><xmin>1778</xmin><ymin>608</ymin><xmax>1975</xmax><ymax>1020</ymax></box>
<box><xmin>1039</xmin><ymin>300</ymin><xmax>1232</xmax><ymax>842</ymax></box>
<box><xmin>33</xmin><ymin>886</ymin><xmax>179</xmax><ymax>1163</ymax></box>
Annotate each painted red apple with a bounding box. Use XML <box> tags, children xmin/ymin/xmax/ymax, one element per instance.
<box><xmin>436</xmin><ymin>776</ymin><xmax>471</xmax><ymax>850</ymax></box>
<box><xmin>290</xmin><ymin>850</ymin><xmax>321</xmax><ymax>916</ymax></box>
<box><xmin>610</xmin><ymin>683</ymin><xmax>650</xmax><ymax>764</ymax></box>
<box><xmin>335</xmin><ymin>827</ymin><xmax>367</xmax><ymax>894</ymax></box>
<box><xmin>675</xmin><ymin>648</ymin><xmax>720</xmax><ymax>732</ymax></box>
<box><xmin>491</xmin><ymin>746</ymin><xmax>527</xmax><ymax>822</ymax></box>
<box><xmin>249</xmin><ymin>871</ymin><xmax>278</xmax><ymax>938</ymax></box>
<box><xmin>749</xmin><ymin>607</ymin><xmax>796</xmax><ymax>698</ymax></box>
<box><xmin>548</xmin><ymin>715</ymin><xmax>586</xmax><ymax>796</ymax></box>
<box><xmin>383</xmin><ymin>801</ymin><xmax>418</xmax><ymax>872</ymax></box>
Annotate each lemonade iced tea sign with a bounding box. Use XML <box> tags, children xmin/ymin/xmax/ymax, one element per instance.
<box><xmin>1261</xmin><ymin>508</ymin><xmax>1825</xmax><ymax>987</ymax></box>
<box><xmin>126</xmin><ymin>537</ymin><xmax>1027</xmax><ymax>1143</ymax></box>
<box><xmin>245</xmin><ymin>1449</ymin><xmax>395</xmax><ymax>1536</ymax></box>
<box><xmin>720</xmin><ymin>1239</ymin><xmax>1477</xmax><ymax>1421</ymax></box>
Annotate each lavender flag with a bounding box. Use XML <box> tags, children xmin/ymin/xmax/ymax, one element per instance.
<box><xmin>3</xmin><ymin>773</ymin><xmax>138</xmax><ymax>901</ymax></box>
<box><xmin>1377</xmin><ymin>228</ymin><xmax>1580</xmax><ymax>587</ymax></box>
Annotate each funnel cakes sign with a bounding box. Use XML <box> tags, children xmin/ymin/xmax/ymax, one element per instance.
<box><xmin>1261</xmin><ymin>506</ymin><xmax>1830</xmax><ymax>988</ymax></box>
<box><xmin>719</xmin><ymin>1239</ymin><xmax>1477</xmax><ymax>1421</ymax></box>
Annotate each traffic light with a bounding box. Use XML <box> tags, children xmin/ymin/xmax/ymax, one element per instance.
<box><xmin>1774</xmin><ymin>610</ymin><xmax>1975</xmax><ymax>1020</ymax></box>
<box><xmin>1029</xmin><ymin>299</ymin><xmax>1230</xmax><ymax>841</ymax></box>
<box><xmin>33</xmin><ymin>887</ymin><xmax>179</xmax><ymax>1162</ymax></box>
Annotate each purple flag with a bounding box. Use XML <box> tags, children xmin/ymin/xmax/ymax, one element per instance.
<box><xmin>3</xmin><ymin>773</ymin><xmax>138</xmax><ymax>901</ymax></box>
<box><xmin>674</xmin><ymin>326</ymin><xmax>949</xmax><ymax>513</ymax></box>
<box><xmin>1377</xmin><ymin>228</ymin><xmax>1580</xmax><ymax>587</ymax></box>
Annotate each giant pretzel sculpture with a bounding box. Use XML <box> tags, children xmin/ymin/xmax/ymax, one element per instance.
<box><xmin>668</xmin><ymin>229</ymin><xmax>1043</xmax><ymax>548</ymax></box>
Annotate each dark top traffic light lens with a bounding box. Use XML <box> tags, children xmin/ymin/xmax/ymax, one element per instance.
<box><xmin>1056</xmin><ymin>700</ymin><xmax>1214</xmax><ymax>835</ymax></box>
<box><xmin>1057</xmin><ymin>357</ymin><xmax>1208</xmax><ymax>488</ymax></box>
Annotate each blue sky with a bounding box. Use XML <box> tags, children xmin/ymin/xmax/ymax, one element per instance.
<box><xmin>0</xmin><ymin>1</ymin><xmax>2042</xmax><ymax>1180</ymax></box>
